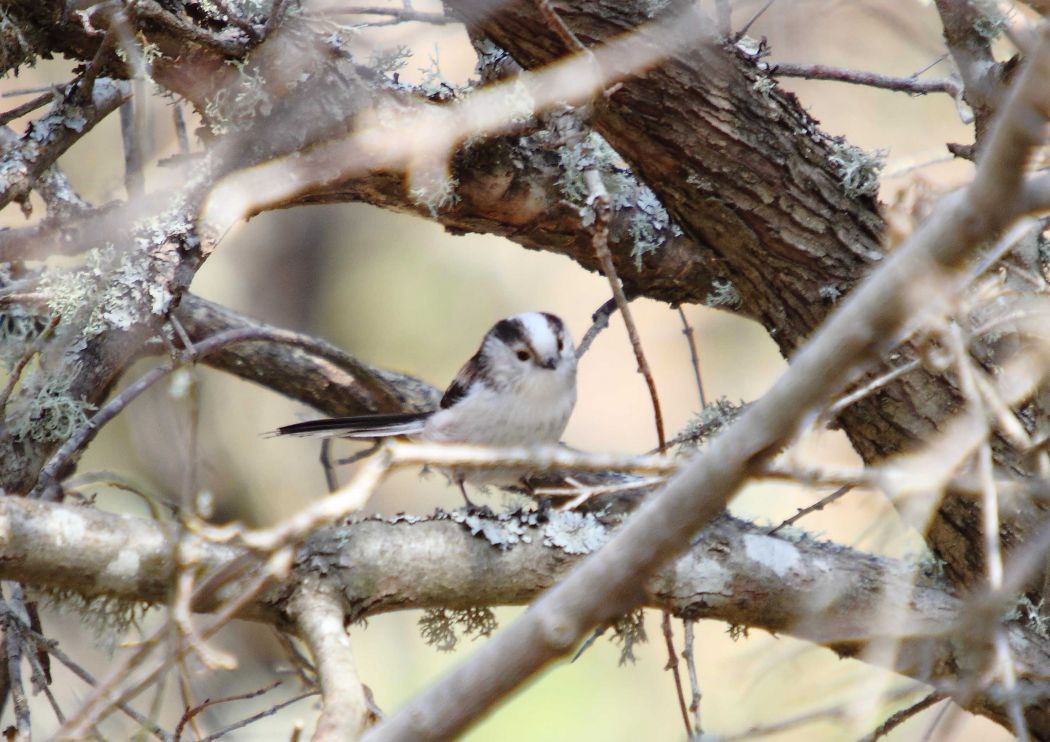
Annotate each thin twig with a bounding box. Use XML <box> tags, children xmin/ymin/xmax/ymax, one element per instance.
<box><xmin>825</xmin><ymin>359</ymin><xmax>921</xmax><ymax>419</ymax></box>
<box><xmin>771</xmin><ymin>63</ymin><xmax>962</xmax><ymax>98</ymax></box>
<box><xmin>583</xmin><ymin>166</ymin><xmax>666</xmax><ymax>450</ymax></box>
<box><xmin>768</xmin><ymin>485</ymin><xmax>855</xmax><ymax>535</ymax></box>
<box><xmin>856</xmin><ymin>692</ymin><xmax>947</xmax><ymax>742</ymax></box>
<box><xmin>660</xmin><ymin>611</ymin><xmax>692</xmax><ymax>736</ymax></box>
<box><xmin>8</xmin><ymin>608</ymin><xmax>172</xmax><ymax>741</ymax></box>
<box><xmin>320</xmin><ymin>438</ymin><xmax>340</xmax><ymax>493</ymax></box>
<box><xmin>0</xmin><ymin>89</ymin><xmax>58</xmax><ymax>126</ymax></box>
<box><xmin>174</xmin><ymin>681</ymin><xmax>283</xmax><ymax>742</ymax></box>
<box><xmin>31</xmin><ymin>326</ymin><xmax>359</xmax><ymax>497</ymax></box>
<box><xmin>196</xmin><ymin>690</ymin><xmax>318</xmax><ymax>742</ymax></box>
<box><xmin>536</xmin><ymin>0</ymin><xmax>586</xmax><ymax>53</ymax></box>
<box><xmin>736</xmin><ymin>0</ymin><xmax>776</xmax><ymax>39</ymax></box>
<box><xmin>575</xmin><ymin>297</ymin><xmax>619</xmax><ymax>359</ymax></box>
<box><xmin>677</xmin><ymin>307</ymin><xmax>707</xmax><ymax>408</ymax></box>
<box><xmin>681</xmin><ymin>619</ymin><xmax>702</xmax><ymax>735</ymax></box>
<box><xmin>173</xmin><ymin>103</ymin><xmax>190</xmax><ymax>154</ymax></box>
<box><xmin>57</xmin><ymin>551</ymin><xmax>291</xmax><ymax>738</ymax></box>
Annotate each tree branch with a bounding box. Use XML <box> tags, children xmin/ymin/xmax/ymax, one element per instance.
<box><xmin>1</xmin><ymin>496</ymin><xmax>1047</xmax><ymax>733</ymax></box>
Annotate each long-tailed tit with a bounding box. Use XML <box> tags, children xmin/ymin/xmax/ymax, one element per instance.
<box><xmin>276</xmin><ymin>312</ymin><xmax>578</xmax><ymax>503</ymax></box>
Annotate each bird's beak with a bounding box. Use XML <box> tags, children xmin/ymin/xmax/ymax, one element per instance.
<box><xmin>539</xmin><ymin>357</ymin><xmax>557</xmax><ymax>370</ymax></box>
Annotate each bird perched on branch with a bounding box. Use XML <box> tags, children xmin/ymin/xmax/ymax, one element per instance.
<box><xmin>276</xmin><ymin>312</ymin><xmax>578</xmax><ymax>503</ymax></box>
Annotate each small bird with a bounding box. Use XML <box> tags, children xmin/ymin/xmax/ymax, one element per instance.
<box><xmin>276</xmin><ymin>312</ymin><xmax>578</xmax><ymax>503</ymax></box>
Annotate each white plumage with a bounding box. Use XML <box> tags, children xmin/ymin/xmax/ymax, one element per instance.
<box><xmin>276</xmin><ymin>312</ymin><xmax>578</xmax><ymax>501</ymax></box>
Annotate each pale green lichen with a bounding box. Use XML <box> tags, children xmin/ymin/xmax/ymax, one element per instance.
<box><xmin>828</xmin><ymin>141</ymin><xmax>885</xmax><ymax>198</ymax></box>
<box><xmin>752</xmin><ymin>75</ymin><xmax>777</xmax><ymax>103</ymax></box>
<box><xmin>705</xmin><ymin>278</ymin><xmax>740</xmax><ymax>307</ymax></box>
<box><xmin>43</xmin><ymin>589</ymin><xmax>149</xmax><ymax>652</ymax></box>
<box><xmin>543</xmin><ymin>510</ymin><xmax>609</xmax><ymax>555</ymax></box>
<box><xmin>1007</xmin><ymin>596</ymin><xmax>1049</xmax><ymax>639</ymax></box>
<box><xmin>972</xmin><ymin>0</ymin><xmax>1008</xmax><ymax>40</ymax></box>
<box><xmin>370</xmin><ymin>45</ymin><xmax>412</xmax><ymax>78</ymax></box>
<box><xmin>8</xmin><ymin>372</ymin><xmax>95</xmax><ymax>443</ymax></box>
<box><xmin>39</xmin><ymin>231</ymin><xmax>179</xmax><ymax>346</ymax></box>
<box><xmin>203</xmin><ymin>63</ymin><xmax>273</xmax><ymax>136</ymax></box>
<box><xmin>418</xmin><ymin>607</ymin><xmax>497</xmax><ymax>652</ymax></box>
<box><xmin>676</xmin><ymin>398</ymin><xmax>746</xmax><ymax>453</ymax></box>
<box><xmin>409</xmin><ymin>172</ymin><xmax>460</xmax><ymax>217</ymax></box>
<box><xmin>610</xmin><ymin>609</ymin><xmax>647</xmax><ymax>666</ymax></box>
<box><xmin>819</xmin><ymin>284</ymin><xmax>842</xmax><ymax>302</ymax></box>
<box><xmin>554</xmin><ymin>131</ymin><xmax>681</xmax><ymax>267</ymax></box>
<box><xmin>417</xmin><ymin>45</ymin><xmax>464</xmax><ymax>99</ymax></box>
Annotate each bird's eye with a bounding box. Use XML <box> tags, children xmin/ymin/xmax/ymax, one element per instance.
<box><xmin>515</xmin><ymin>349</ymin><xmax>530</xmax><ymax>362</ymax></box>
<box><xmin>556</xmin><ymin>337</ymin><xmax>564</xmax><ymax>352</ymax></box>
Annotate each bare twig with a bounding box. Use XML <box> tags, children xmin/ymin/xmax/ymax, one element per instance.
<box><xmin>10</xmin><ymin>613</ymin><xmax>173</xmax><ymax>740</ymax></box>
<box><xmin>660</xmin><ymin>611</ymin><xmax>692</xmax><ymax>736</ymax></box>
<box><xmin>173</xmin><ymin>103</ymin><xmax>190</xmax><ymax>154</ymax></box>
<box><xmin>196</xmin><ymin>691</ymin><xmax>317</xmax><ymax>742</ymax></box>
<box><xmin>575</xmin><ymin>297</ymin><xmax>619</xmax><ymax>359</ymax></box>
<box><xmin>583</xmin><ymin>165</ymin><xmax>666</xmax><ymax>451</ymax></box>
<box><xmin>31</xmin><ymin>325</ymin><xmax>396</xmax><ymax>498</ymax></box>
<box><xmin>825</xmin><ymin>359</ymin><xmax>921</xmax><ymax>419</ymax></box>
<box><xmin>57</xmin><ymin>550</ymin><xmax>291</xmax><ymax>738</ymax></box>
<box><xmin>767</xmin><ymin>484</ymin><xmax>855</xmax><ymax>535</ymax></box>
<box><xmin>771</xmin><ymin>63</ymin><xmax>962</xmax><ymax>98</ymax></box>
<box><xmin>736</xmin><ymin>0</ymin><xmax>776</xmax><ymax>39</ymax></box>
<box><xmin>857</xmin><ymin>692</ymin><xmax>947</xmax><ymax>742</ymax></box>
<box><xmin>682</xmin><ymin>619</ymin><xmax>702</xmax><ymax>735</ymax></box>
<box><xmin>0</xmin><ymin>89</ymin><xmax>58</xmax><ymax>126</ymax></box>
<box><xmin>173</xmin><ymin>681</ymin><xmax>282</xmax><ymax>742</ymax></box>
<box><xmin>677</xmin><ymin>307</ymin><xmax>707</xmax><ymax>408</ymax></box>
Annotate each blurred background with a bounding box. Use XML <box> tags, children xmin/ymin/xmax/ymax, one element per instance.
<box><xmin>1</xmin><ymin>0</ymin><xmax>1019</xmax><ymax>739</ymax></box>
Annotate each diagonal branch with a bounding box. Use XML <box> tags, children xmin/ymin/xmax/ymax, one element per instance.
<box><xmin>0</xmin><ymin>78</ymin><xmax>129</xmax><ymax>211</ymax></box>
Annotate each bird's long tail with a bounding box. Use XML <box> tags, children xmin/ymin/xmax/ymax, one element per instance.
<box><xmin>273</xmin><ymin>411</ymin><xmax>431</xmax><ymax>439</ymax></box>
